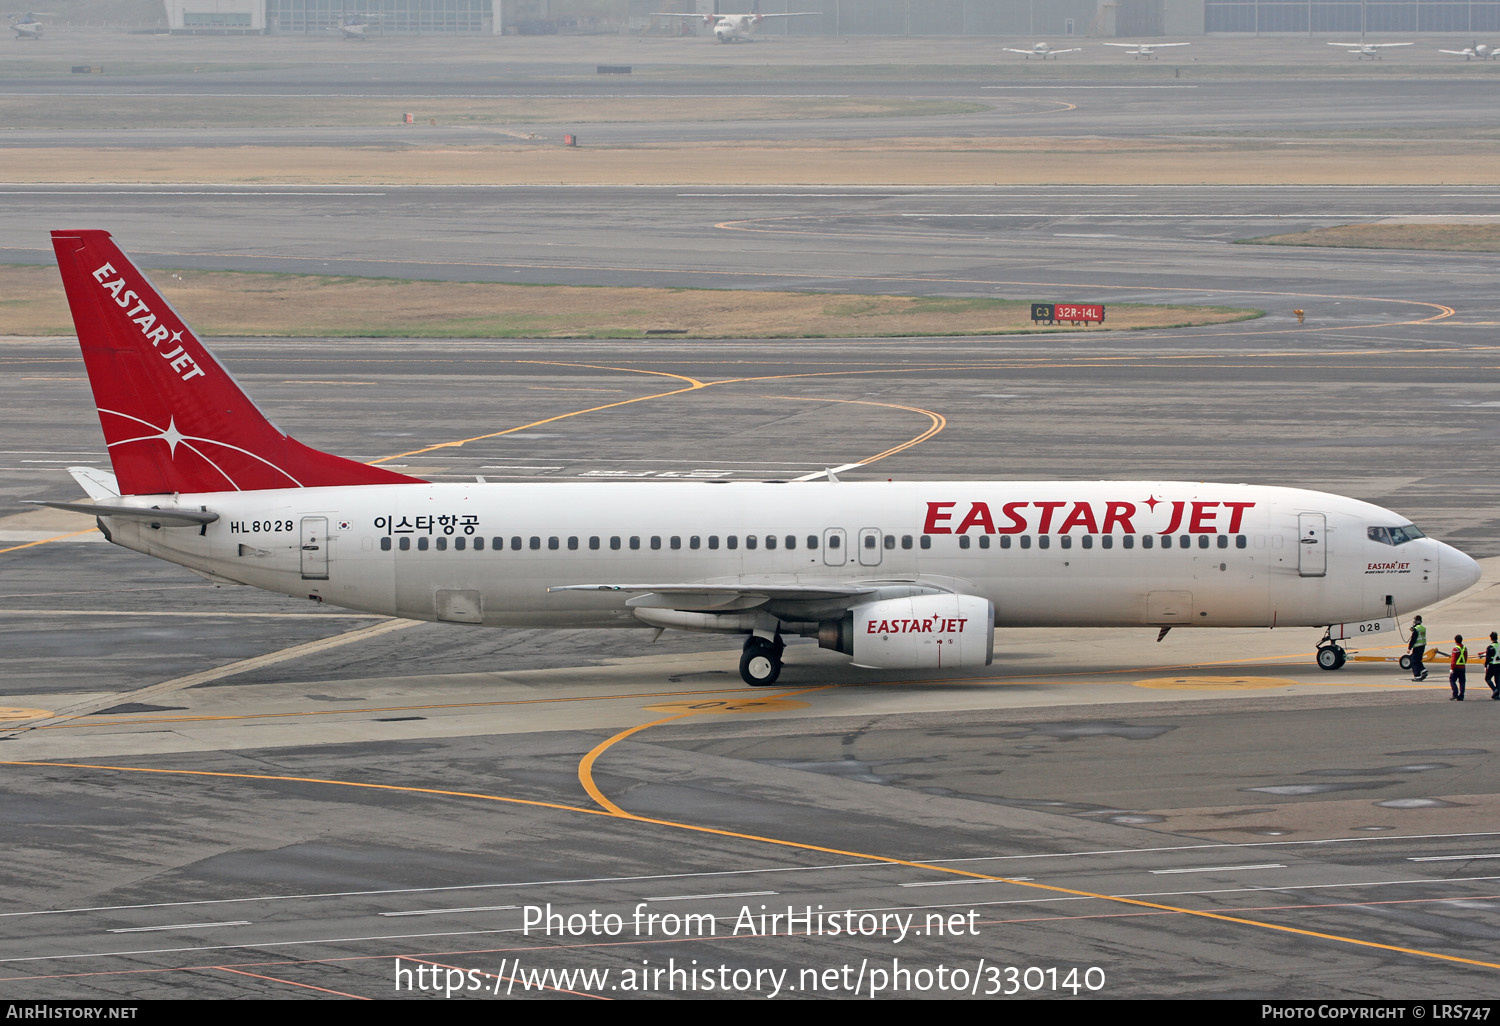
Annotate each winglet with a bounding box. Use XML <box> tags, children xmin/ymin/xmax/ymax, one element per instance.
<box><xmin>50</xmin><ymin>230</ymin><xmax>424</xmax><ymax>495</ymax></box>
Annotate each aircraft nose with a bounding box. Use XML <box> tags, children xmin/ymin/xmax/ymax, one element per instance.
<box><xmin>1441</xmin><ymin>544</ymin><xmax>1482</xmax><ymax>596</ymax></box>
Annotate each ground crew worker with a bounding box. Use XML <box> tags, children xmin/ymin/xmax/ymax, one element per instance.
<box><xmin>1409</xmin><ymin>615</ymin><xmax>1428</xmax><ymax>681</ymax></box>
<box><xmin>1487</xmin><ymin>632</ymin><xmax>1500</xmax><ymax>700</ymax></box>
<box><xmin>1438</xmin><ymin>635</ymin><xmax>1468</xmax><ymax>701</ymax></box>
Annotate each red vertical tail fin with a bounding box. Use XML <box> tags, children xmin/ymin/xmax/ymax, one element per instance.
<box><xmin>51</xmin><ymin>230</ymin><xmax>423</xmax><ymax>495</ymax></box>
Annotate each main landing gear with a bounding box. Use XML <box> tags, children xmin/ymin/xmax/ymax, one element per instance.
<box><xmin>740</xmin><ymin>634</ymin><xmax>784</xmax><ymax>686</ymax></box>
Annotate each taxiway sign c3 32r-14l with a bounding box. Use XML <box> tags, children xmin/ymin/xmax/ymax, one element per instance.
<box><xmin>33</xmin><ymin>231</ymin><xmax>1482</xmax><ymax>686</ymax></box>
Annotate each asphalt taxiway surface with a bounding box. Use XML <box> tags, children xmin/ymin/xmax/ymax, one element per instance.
<box><xmin>4</xmin><ymin>41</ymin><xmax>1500</xmax><ymax>1001</ymax></box>
<box><xmin>4</xmin><ymin>324</ymin><xmax>1500</xmax><ymax>999</ymax></box>
<box><xmin>5</xmin><ymin>32</ymin><xmax>1500</xmax><ymax>150</ymax></box>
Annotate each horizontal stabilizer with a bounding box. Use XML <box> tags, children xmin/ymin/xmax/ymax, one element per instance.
<box><xmin>24</xmin><ymin>499</ymin><xmax>218</xmax><ymax>526</ymax></box>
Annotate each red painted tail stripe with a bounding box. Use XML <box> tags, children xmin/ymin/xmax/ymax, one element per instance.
<box><xmin>51</xmin><ymin>230</ymin><xmax>423</xmax><ymax>495</ymax></box>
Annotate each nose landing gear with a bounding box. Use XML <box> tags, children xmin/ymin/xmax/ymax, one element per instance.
<box><xmin>1316</xmin><ymin>643</ymin><xmax>1347</xmax><ymax>671</ymax></box>
<box><xmin>1315</xmin><ymin>617</ymin><xmax>1401</xmax><ymax>671</ymax></box>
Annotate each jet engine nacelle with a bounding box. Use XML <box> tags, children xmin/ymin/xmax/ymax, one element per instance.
<box><xmin>845</xmin><ymin>594</ymin><xmax>994</xmax><ymax>669</ymax></box>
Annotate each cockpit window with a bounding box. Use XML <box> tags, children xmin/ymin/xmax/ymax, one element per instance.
<box><xmin>1369</xmin><ymin>524</ymin><xmax>1424</xmax><ymax>546</ymax></box>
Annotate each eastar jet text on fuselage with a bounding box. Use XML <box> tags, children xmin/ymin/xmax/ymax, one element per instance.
<box><xmin>33</xmin><ymin>231</ymin><xmax>1482</xmax><ymax>687</ymax></box>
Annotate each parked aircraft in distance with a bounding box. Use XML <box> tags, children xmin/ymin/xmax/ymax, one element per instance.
<box><xmin>1439</xmin><ymin>41</ymin><xmax>1496</xmax><ymax>59</ymax></box>
<box><xmin>10</xmin><ymin>12</ymin><xmax>49</xmax><ymax>39</ymax></box>
<box><xmin>651</xmin><ymin>9</ymin><xmax>819</xmax><ymax>43</ymax></box>
<box><xmin>1103</xmin><ymin>41</ymin><xmax>1189</xmax><ymax>59</ymax></box>
<box><xmin>1003</xmin><ymin>41</ymin><xmax>1081</xmax><ymax>59</ymax></box>
<box><xmin>36</xmin><ymin>231</ymin><xmax>1482</xmax><ymax>686</ymax></box>
<box><xmin>1329</xmin><ymin>40</ymin><xmax>1414</xmax><ymax>59</ymax></box>
<box><xmin>336</xmin><ymin>14</ymin><xmax>384</xmax><ymax>40</ymax></box>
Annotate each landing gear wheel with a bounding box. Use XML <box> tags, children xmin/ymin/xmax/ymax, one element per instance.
<box><xmin>739</xmin><ymin>637</ymin><xmax>783</xmax><ymax>687</ymax></box>
<box><xmin>1316</xmin><ymin>644</ymin><xmax>1346</xmax><ymax>671</ymax></box>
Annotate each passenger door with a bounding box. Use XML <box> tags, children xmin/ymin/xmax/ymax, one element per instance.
<box><xmin>300</xmin><ymin>516</ymin><xmax>329</xmax><ymax>580</ymax></box>
<box><xmin>1298</xmin><ymin>512</ymin><xmax>1326</xmax><ymax>578</ymax></box>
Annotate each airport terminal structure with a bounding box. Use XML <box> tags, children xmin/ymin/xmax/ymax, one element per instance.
<box><xmin>161</xmin><ymin>0</ymin><xmax>1500</xmax><ymax>37</ymax></box>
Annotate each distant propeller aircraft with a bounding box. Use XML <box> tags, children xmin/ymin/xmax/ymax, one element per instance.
<box><xmin>651</xmin><ymin>6</ymin><xmax>819</xmax><ymax>43</ymax></box>
<box><xmin>1328</xmin><ymin>40</ymin><xmax>1413</xmax><ymax>60</ymax></box>
<box><xmin>336</xmin><ymin>14</ymin><xmax>384</xmax><ymax>40</ymax></box>
<box><xmin>1103</xmin><ymin>42</ymin><xmax>1190</xmax><ymax>59</ymax></box>
<box><xmin>1003</xmin><ymin>41</ymin><xmax>1081</xmax><ymax>59</ymax></box>
<box><xmin>1439</xmin><ymin>41</ymin><xmax>1496</xmax><ymax>59</ymax></box>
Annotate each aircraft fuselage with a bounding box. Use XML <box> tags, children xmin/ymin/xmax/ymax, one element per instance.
<box><xmin>102</xmin><ymin>479</ymin><xmax>1470</xmax><ymax>633</ymax></box>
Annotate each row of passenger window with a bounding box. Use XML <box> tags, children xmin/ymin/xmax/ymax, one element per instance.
<box><xmin>379</xmin><ymin>533</ymin><xmax>1251</xmax><ymax>552</ymax></box>
<box><xmin>959</xmin><ymin>534</ymin><xmax>1249</xmax><ymax>550</ymax></box>
<box><xmin>381</xmin><ymin>534</ymin><xmax>828</xmax><ymax>553</ymax></box>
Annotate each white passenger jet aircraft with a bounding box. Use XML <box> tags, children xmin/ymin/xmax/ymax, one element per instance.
<box><xmin>1003</xmin><ymin>42</ymin><xmax>1081</xmax><ymax>59</ymax></box>
<box><xmin>652</xmin><ymin>8</ymin><xmax>818</xmax><ymax>43</ymax></box>
<box><xmin>1103</xmin><ymin>41</ymin><xmax>1189</xmax><ymax>59</ymax></box>
<box><xmin>1329</xmin><ymin>40</ymin><xmax>1413</xmax><ymax>59</ymax></box>
<box><xmin>34</xmin><ymin>231</ymin><xmax>1481</xmax><ymax>686</ymax></box>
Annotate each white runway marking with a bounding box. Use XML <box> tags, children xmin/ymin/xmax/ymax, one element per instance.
<box><xmin>1149</xmin><ymin>864</ymin><xmax>1287</xmax><ymax>875</ymax></box>
<box><xmin>642</xmin><ymin>891</ymin><xmax>778</xmax><ymax>902</ymax></box>
<box><xmin>379</xmin><ymin>905</ymin><xmax>520</xmax><ymax>917</ymax></box>
<box><xmin>106</xmin><ymin>921</ymin><xmax>250</xmax><ymax>934</ymax></box>
<box><xmin>1409</xmin><ymin>854</ymin><xmax>1500</xmax><ymax>862</ymax></box>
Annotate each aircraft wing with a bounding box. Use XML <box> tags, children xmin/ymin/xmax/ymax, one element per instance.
<box><xmin>550</xmin><ymin>579</ymin><xmax>949</xmax><ymax>614</ymax></box>
<box><xmin>756</xmin><ymin>11</ymin><xmax>822</xmax><ymax>17</ymax></box>
<box><xmin>552</xmin><ymin>581</ymin><xmax>883</xmax><ymax>610</ymax></box>
<box><xmin>1050</xmin><ymin>48</ymin><xmax>1082</xmax><ymax>54</ymax></box>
